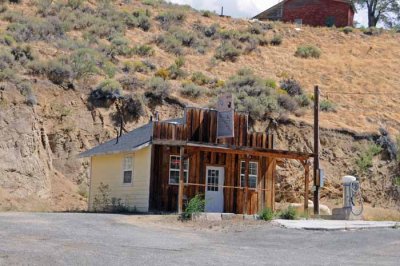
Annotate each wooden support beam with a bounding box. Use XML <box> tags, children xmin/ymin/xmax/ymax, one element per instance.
<box><xmin>303</xmin><ymin>160</ymin><xmax>310</xmax><ymax>213</ymax></box>
<box><xmin>243</xmin><ymin>158</ymin><xmax>249</xmax><ymax>214</ymax></box>
<box><xmin>184</xmin><ymin>144</ymin><xmax>312</xmax><ymax>160</ymax></box>
<box><xmin>313</xmin><ymin>85</ymin><xmax>320</xmax><ymax>215</ymax></box>
<box><xmin>258</xmin><ymin>157</ymin><xmax>265</xmax><ymax>212</ymax></box>
<box><xmin>265</xmin><ymin>158</ymin><xmax>276</xmax><ymax>210</ymax></box>
<box><xmin>178</xmin><ymin>147</ymin><xmax>185</xmax><ymax>214</ymax></box>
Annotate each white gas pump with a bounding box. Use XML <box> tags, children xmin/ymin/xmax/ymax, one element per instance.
<box><xmin>342</xmin><ymin>175</ymin><xmax>363</xmax><ymax>216</ymax></box>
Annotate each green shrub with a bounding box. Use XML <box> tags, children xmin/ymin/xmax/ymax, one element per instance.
<box><xmin>295</xmin><ymin>45</ymin><xmax>321</xmax><ymax>59</ymax></box>
<box><xmin>46</xmin><ymin>60</ymin><xmax>72</xmax><ymax>85</ymax></box>
<box><xmin>132</xmin><ymin>61</ymin><xmax>149</xmax><ymax>73</ymax></box>
<box><xmin>320</xmin><ymin>99</ymin><xmax>336</xmax><ymax>112</ymax></box>
<box><xmin>89</xmin><ymin>79</ymin><xmax>122</xmax><ymax>107</ymax></box>
<box><xmin>397</xmin><ymin>136</ymin><xmax>400</xmax><ymax>161</ymax></box>
<box><xmin>280</xmin><ymin>78</ymin><xmax>303</xmax><ymax>96</ymax></box>
<box><xmin>259</xmin><ymin>208</ymin><xmax>274</xmax><ymax>221</ymax></box>
<box><xmin>167</xmin><ymin>63</ymin><xmax>187</xmax><ymax>80</ymax></box>
<box><xmin>121</xmin><ymin>94</ymin><xmax>145</xmax><ymax>121</ymax></box>
<box><xmin>69</xmin><ymin>48</ymin><xmax>101</xmax><ymax>78</ymax></box>
<box><xmin>356</xmin><ymin>144</ymin><xmax>382</xmax><ymax>172</ymax></box>
<box><xmin>363</xmin><ymin>27</ymin><xmax>382</xmax><ymax>36</ymax></box>
<box><xmin>248</xmin><ymin>23</ymin><xmax>263</xmax><ymax>35</ymax></box>
<box><xmin>26</xmin><ymin>60</ymin><xmax>47</xmax><ymax>76</ymax></box>
<box><xmin>110</xmin><ymin>36</ymin><xmax>133</xmax><ymax>57</ymax></box>
<box><xmin>181</xmin><ymin>194</ymin><xmax>205</xmax><ymax>220</ymax></box>
<box><xmin>0</xmin><ymin>49</ymin><xmax>14</xmax><ymax>71</ymax></box>
<box><xmin>395</xmin><ymin>176</ymin><xmax>400</xmax><ymax>187</ymax></box>
<box><xmin>278</xmin><ymin>94</ymin><xmax>299</xmax><ymax>112</ymax></box>
<box><xmin>341</xmin><ymin>26</ymin><xmax>353</xmax><ymax>34</ymax></box>
<box><xmin>265</xmin><ymin>78</ymin><xmax>277</xmax><ymax>89</ymax></box>
<box><xmin>180</xmin><ymin>82</ymin><xmax>204</xmax><ymax>98</ymax></box>
<box><xmin>215</xmin><ymin>42</ymin><xmax>240</xmax><ymax>62</ymax></box>
<box><xmin>17</xmin><ymin>81</ymin><xmax>37</xmax><ymax>106</ymax></box>
<box><xmin>145</xmin><ymin>77</ymin><xmax>170</xmax><ymax>102</ymax></box>
<box><xmin>35</xmin><ymin>0</ymin><xmax>54</xmax><ymax>16</ymax></box>
<box><xmin>133</xmin><ymin>44</ymin><xmax>154</xmax><ymax>56</ymax></box>
<box><xmin>0</xmin><ymin>34</ymin><xmax>15</xmax><ymax>46</ymax></box>
<box><xmin>191</xmin><ymin>71</ymin><xmax>210</xmax><ymax>85</ymax></box>
<box><xmin>222</xmin><ymin>69</ymin><xmax>280</xmax><ymax>121</ymax></box>
<box><xmin>124</xmin><ymin>10</ymin><xmax>151</xmax><ymax>31</ymax></box>
<box><xmin>141</xmin><ymin>0</ymin><xmax>162</xmax><ymax>6</ymax></box>
<box><xmin>295</xmin><ymin>94</ymin><xmax>311</xmax><ymax>107</ymax></box>
<box><xmin>201</xmin><ymin>10</ymin><xmax>213</xmax><ymax>17</ymax></box>
<box><xmin>7</xmin><ymin>17</ymin><xmax>65</xmax><ymax>42</ymax></box>
<box><xmin>11</xmin><ymin>45</ymin><xmax>34</xmax><ymax>64</ymax></box>
<box><xmin>155</xmin><ymin>34</ymin><xmax>183</xmax><ymax>55</ymax></box>
<box><xmin>92</xmin><ymin>182</ymin><xmax>111</xmax><ymax>212</ymax></box>
<box><xmin>118</xmin><ymin>75</ymin><xmax>143</xmax><ymax>91</ymax></box>
<box><xmin>270</xmin><ymin>35</ymin><xmax>283</xmax><ymax>46</ymax></box>
<box><xmin>202</xmin><ymin>24</ymin><xmax>218</xmax><ymax>38</ymax></box>
<box><xmin>171</xmin><ymin>28</ymin><xmax>197</xmax><ymax>47</ymax></box>
<box><xmin>279</xmin><ymin>206</ymin><xmax>297</xmax><ymax>220</ymax></box>
<box><xmin>155</xmin><ymin>68</ymin><xmax>170</xmax><ymax>79</ymax></box>
<box><xmin>67</xmin><ymin>0</ymin><xmax>86</xmax><ymax>9</ymax></box>
<box><xmin>155</xmin><ymin>10</ymin><xmax>186</xmax><ymax>30</ymax></box>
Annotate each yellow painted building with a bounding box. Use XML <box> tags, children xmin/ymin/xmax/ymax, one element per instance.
<box><xmin>88</xmin><ymin>145</ymin><xmax>152</xmax><ymax>212</ymax></box>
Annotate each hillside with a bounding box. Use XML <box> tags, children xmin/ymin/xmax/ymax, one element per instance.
<box><xmin>0</xmin><ymin>0</ymin><xmax>399</xmax><ymax>214</ymax></box>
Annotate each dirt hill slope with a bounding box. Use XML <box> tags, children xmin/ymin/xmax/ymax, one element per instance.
<box><xmin>0</xmin><ymin>0</ymin><xmax>399</xmax><ymax>212</ymax></box>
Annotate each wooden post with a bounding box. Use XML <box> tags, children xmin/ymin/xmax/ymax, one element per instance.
<box><xmin>243</xmin><ymin>157</ymin><xmax>249</xmax><ymax>214</ymax></box>
<box><xmin>265</xmin><ymin>158</ymin><xmax>275</xmax><ymax>210</ymax></box>
<box><xmin>258</xmin><ymin>157</ymin><xmax>265</xmax><ymax>212</ymax></box>
<box><xmin>178</xmin><ymin>147</ymin><xmax>185</xmax><ymax>214</ymax></box>
<box><xmin>313</xmin><ymin>86</ymin><xmax>320</xmax><ymax>215</ymax></box>
<box><xmin>304</xmin><ymin>160</ymin><xmax>310</xmax><ymax>213</ymax></box>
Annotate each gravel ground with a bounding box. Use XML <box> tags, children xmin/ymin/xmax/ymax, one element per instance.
<box><xmin>0</xmin><ymin>212</ymin><xmax>399</xmax><ymax>266</ymax></box>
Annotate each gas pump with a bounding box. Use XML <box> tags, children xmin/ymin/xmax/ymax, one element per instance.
<box><xmin>342</xmin><ymin>176</ymin><xmax>363</xmax><ymax>216</ymax></box>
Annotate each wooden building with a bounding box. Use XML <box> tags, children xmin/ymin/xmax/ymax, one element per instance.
<box><xmin>81</xmin><ymin>107</ymin><xmax>313</xmax><ymax>215</ymax></box>
<box><xmin>253</xmin><ymin>0</ymin><xmax>356</xmax><ymax>27</ymax></box>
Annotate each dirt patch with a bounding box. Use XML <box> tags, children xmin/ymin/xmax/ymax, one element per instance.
<box><xmin>116</xmin><ymin>215</ymin><xmax>270</xmax><ymax>233</ymax></box>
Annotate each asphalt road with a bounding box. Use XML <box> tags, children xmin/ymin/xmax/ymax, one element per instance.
<box><xmin>0</xmin><ymin>213</ymin><xmax>399</xmax><ymax>266</ymax></box>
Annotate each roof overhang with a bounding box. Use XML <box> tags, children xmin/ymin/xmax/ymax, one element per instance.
<box><xmin>78</xmin><ymin>141</ymin><xmax>151</xmax><ymax>158</ymax></box>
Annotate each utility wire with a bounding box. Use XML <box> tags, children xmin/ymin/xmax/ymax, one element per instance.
<box><xmin>322</xmin><ymin>91</ymin><xmax>400</xmax><ymax>95</ymax></box>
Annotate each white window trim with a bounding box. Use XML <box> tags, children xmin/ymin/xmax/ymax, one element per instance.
<box><xmin>168</xmin><ymin>155</ymin><xmax>189</xmax><ymax>185</ymax></box>
<box><xmin>240</xmin><ymin>161</ymin><xmax>258</xmax><ymax>189</ymax></box>
<box><xmin>122</xmin><ymin>155</ymin><xmax>134</xmax><ymax>186</ymax></box>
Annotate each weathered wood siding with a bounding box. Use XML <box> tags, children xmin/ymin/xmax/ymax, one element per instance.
<box><xmin>149</xmin><ymin>108</ymin><xmax>275</xmax><ymax>214</ymax></box>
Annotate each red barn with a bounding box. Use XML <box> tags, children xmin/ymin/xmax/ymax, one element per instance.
<box><xmin>253</xmin><ymin>0</ymin><xmax>356</xmax><ymax>27</ymax></box>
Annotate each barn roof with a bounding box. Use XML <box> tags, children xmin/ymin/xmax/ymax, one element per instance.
<box><xmin>253</xmin><ymin>0</ymin><xmax>356</xmax><ymax>20</ymax></box>
<box><xmin>79</xmin><ymin>118</ymin><xmax>183</xmax><ymax>158</ymax></box>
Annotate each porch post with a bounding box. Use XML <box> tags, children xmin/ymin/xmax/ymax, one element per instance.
<box><xmin>243</xmin><ymin>157</ymin><xmax>249</xmax><ymax>214</ymax></box>
<box><xmin>178</xmin><ymin>146</ymin><xmax>185</xmax><ymax>214</ymax></box>
<box><xmin>304</xmin><ymin>160</ymin><xmax>310</xmax><ymax>213</ymax></box>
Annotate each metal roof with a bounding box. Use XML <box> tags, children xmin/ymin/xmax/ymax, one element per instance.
<box><xmin>79</xmin><ymin>118</ymin><xmax>183</xmax><ymax>158</ymax></box>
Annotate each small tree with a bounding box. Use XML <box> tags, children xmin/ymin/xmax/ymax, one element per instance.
<box><xmin>355</xmin><ymin>0</ymin><xmax>400</xmax><ymax>27</ymax></box>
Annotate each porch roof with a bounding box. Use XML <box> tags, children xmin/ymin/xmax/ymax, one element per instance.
<box><xmin>152</xmin><ymin>140</ymin><xmax>313</xmax><ymax>161</ymax></box>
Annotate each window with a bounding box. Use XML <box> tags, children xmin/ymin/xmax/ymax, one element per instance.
<box><xmin>207</xmin><ymin>169</ymin><xmax>219</xmax><ymax>192</ymax></box>
<box><xmin>123</xmin><ymin>156</ymin><xmax>133</xmax><ymax>184</ymax></box>
<box><xmin>169</xmin><ymin>155</ymin><xmax>189</xmax><ymax>185</ymax></box>
<box><xmin>294</xmin><ymin>19</ymin><xmax>303</xmax><ymax>26</ymax></box>
<box><xmin>240</xmin><ymin>161</ymin><xmax>258</xmax><ymax>189</ymax></box>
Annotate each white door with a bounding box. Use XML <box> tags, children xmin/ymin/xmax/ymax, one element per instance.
<box><xmin>205</xmin><ymin>166</ymin><xmax>224</xmax><ymax>213</ymax></box>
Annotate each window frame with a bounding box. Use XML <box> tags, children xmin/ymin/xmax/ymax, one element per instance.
<box><xmin>239</xmin><ymin>161</ymin><xmax>258</xmax><ymax>190</ymax></box>
<box><xmin>168</xmin><ymin>155</ymin><xmax>189</xmax><ymax>185</ymax></box>
<box><xmin>122</xmin><ymin>155</ymin><xmax>134</xmax><ymax>185</ymax></box>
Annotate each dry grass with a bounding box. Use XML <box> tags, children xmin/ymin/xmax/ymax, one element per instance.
<box><xmin>4</xmin><ymin>1</ymin><xmax>400</xmax><ymax>135</ymax></box>
<box><xmin>362</xmin><ymin>205</ymin><xmax>400</xmax><ymax>222</ymax></box>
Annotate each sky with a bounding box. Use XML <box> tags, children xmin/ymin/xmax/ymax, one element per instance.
<box><xmin>168</xmin><ymin>0</ymin><xmax>368</xmax><ymax>26</ymax></box>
